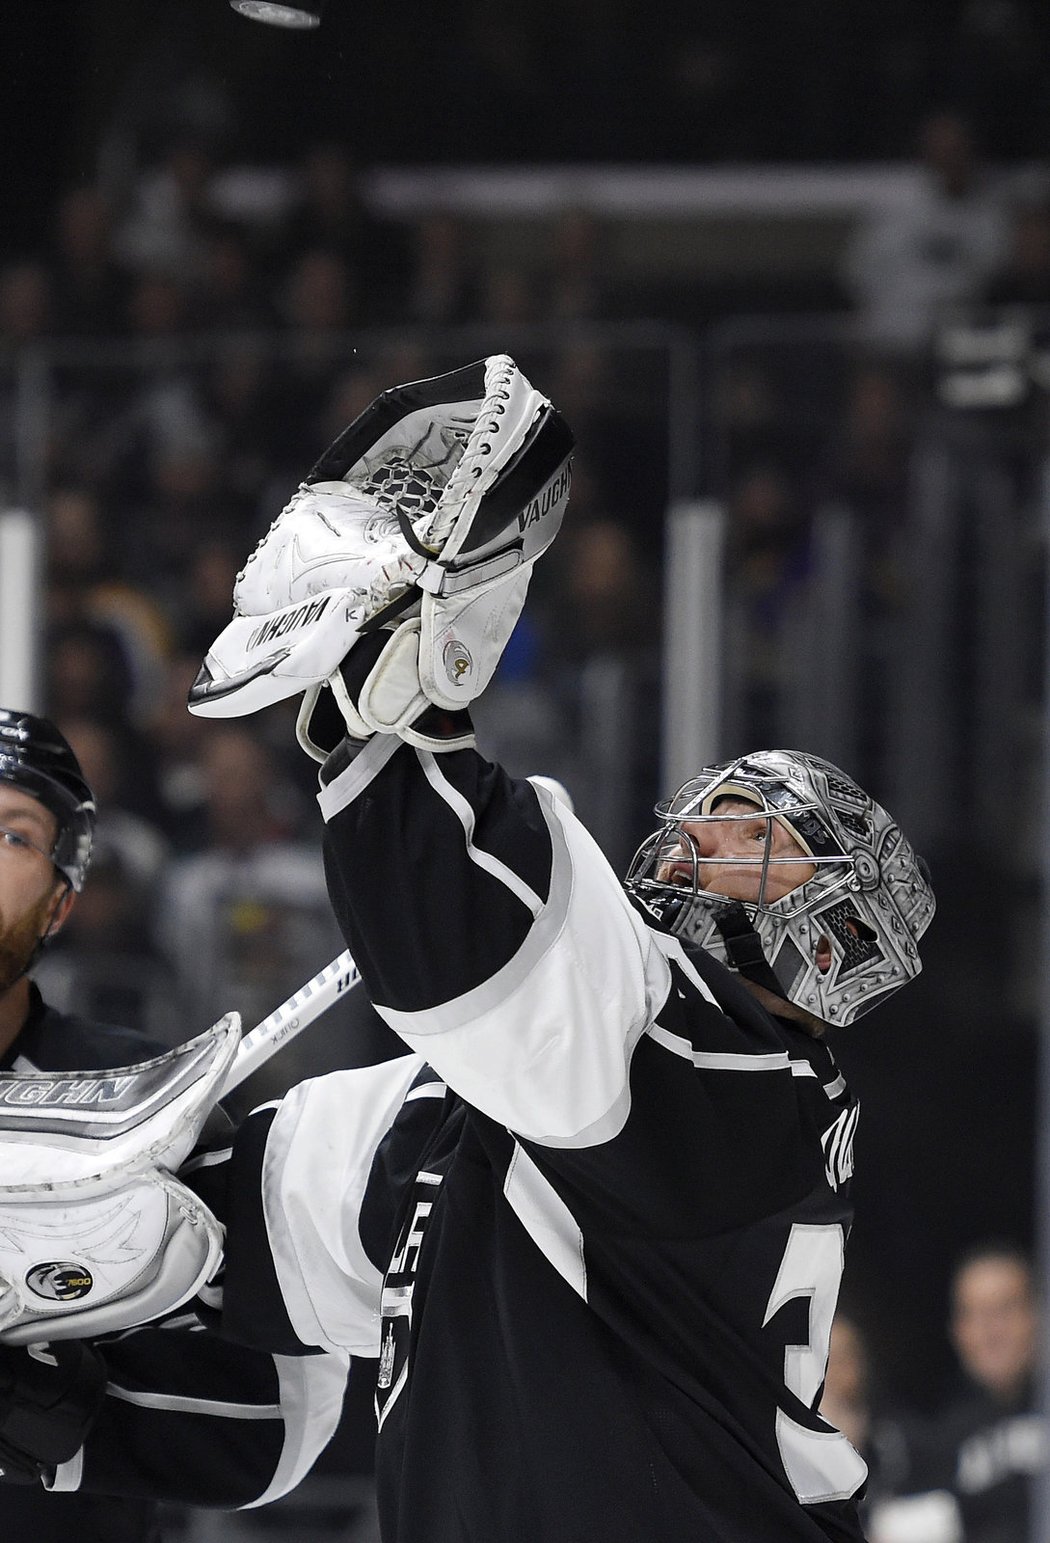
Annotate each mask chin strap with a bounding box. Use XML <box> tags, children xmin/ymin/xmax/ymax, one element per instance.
<box><xmin>17</xmin><ymin>880</ymin><xmax>71</xmax><ymax>986</ymax></box>
<box><xmin>711</xmin><ymin>901</ymin><xmax>787</xmax><ymax>1000</ymax></box>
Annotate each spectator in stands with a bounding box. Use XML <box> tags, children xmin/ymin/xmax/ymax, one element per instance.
<box><xmin>870</xmin><ymin>1243</ymin><xmax>1046</xmax><ymax>1541</ymax></box>
<box><xmin>551</xmin><ymin>516</ymin><xmax>656</xmax><ymax>665</ymax></box>
<box><xmin>937</xmin><ymin>1243</ymin><xmax>1045</xmax><ymax>1542</ymax></box>
<box><xmin>274</xmin><ymin>247</ymin><xmax>358</xmax><ymax>463</ymax></box>
<box><xmin>406</xmin><ymin>211</ymin><xmax>476</xmax><ymax>325</ymax></box>
<box><xmin>145</xmin><ymin>652</ymin><xmax>213</xmax><ymax>845</ymax></box>
<box><xmin>45</xmin><ymin>484</ymin><xmax>172</xmax><ymax>714</ymax></box>
<box><xmin>0</xmin><ymin>260</ymin><xmax>53</xmax><ymax>347</ymax></box>
<box><xmin>712</xmin><ymin>358</ymin><xmax>798</xmax><ymax>488</ymax></box>
<box><xmin>45</xmin><ymin>620</ymin><xmax>135</xmax><ymax>729</ymax></box>
<box><xmin>274</xmin><ymin>142</ymin><xmax>405</xmax><ymax>322</ymax></box>
<box><xmin>546</xmin><ymin>208</ymin><xmax>608</xmax><ymax>321</ymax></box>
<box><xmin>113</xmin><ymin>135</ymin><xmax>216</xmax><ymax>282</ymax></box>
<box><xmin>50</xmin><ymin>186</ymin><xmax>128</xmax><ymax>337</ymax></box>
<box><xmin>201</xmin><ymin>341</ymin><xmax>281</xmax><ymax>506</ymax></box>
<box><xmin>57</xmin><ymin>716</ymin><xmax>169</xmax><ymax>894</ymax></box>
<box><xmin>193</xmin><ymin>219</ymin><xmax>272</xmax><ymax>331</ymax></box>
<box><xmin>476</xmin><ymin>262</ymin><xmax>539</xmax><ymax>327</ymax></box>
<box><xmin>842</xmin><ymin>111</ymin><xmax>1009</xmax><ymax>351</ymax></box>
<box><xmin>821</xmin><ymin>1311</ymin><xmax>932</xmax><ymax>1524</ymax></box>
<box><xmin>156</xmin><ymin>724</ymin><xmax>341</xmax><ymax>1030</ymax></box>
<box><xmin>817</xmin><ymin>358</ymin><xmax>916</xmax><ymax>615</ymax></box>
<box><xmin>982</xmin><ymin>196</ymin><xmax>1050</xmax><ymax>308</ymax></box>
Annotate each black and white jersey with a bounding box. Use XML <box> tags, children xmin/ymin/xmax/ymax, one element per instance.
<box><xmin>1</xmin><ymin>987</ymin><xmax>349</xmax><ymax>1527</ymax></box>
<box><xmin>204</xmin><ymin>739</ymin><xmax>868</xmax><ymax>1542</ymax></box>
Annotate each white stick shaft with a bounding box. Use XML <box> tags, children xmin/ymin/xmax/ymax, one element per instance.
<box><xmin>220</xmin><ymin>950</ymin><xmax>360</xmax><ymax>1098</ymax></box>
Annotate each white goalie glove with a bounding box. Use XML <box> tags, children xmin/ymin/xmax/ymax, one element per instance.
<box><xmin>187</xmin><ymin>354</ymin><xmax>573</xmax><ymax>752</ymax></box>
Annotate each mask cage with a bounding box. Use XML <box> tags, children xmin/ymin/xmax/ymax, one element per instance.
<box><xmin>626</xmin><ymin>762</ymin><xmax>860</xmax><ymax>925</ymax></box>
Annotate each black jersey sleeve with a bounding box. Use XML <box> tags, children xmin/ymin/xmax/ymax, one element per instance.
<box><xmin>320</xmin><ymin>740</ymin><xmax>671</xmax><ymax>1152</ymax></box>
<box><xmin>181</xmin><ymin>1056</ymin><xmax>445</xmax><ymax>1358</ymax></box>
<box><xmin>46</xmin><ymin>1319</ymin><xmax>348</xmax><ymax>1510</ymax></box>
<box><xmin>318</xmin><ymin>741</ymin><xmax>820</xmax><ymax>1209</ymax></box>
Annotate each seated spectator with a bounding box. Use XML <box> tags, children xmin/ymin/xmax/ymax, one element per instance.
<box><xmin>45</xmin><ymin>483</ymin><xmax>173</xmax><ymax>714</ymax></box>
<box><xmin>546</xmin><ymin>207</ymin><xmax>608</xmax><ymax>321</ymax></box>
<box><xmin>274</xmin><ymin>141</ymin><xmax>406</xmax><ymax>322</ymax></box>
<box><xmin>406</xmin><ymin>210</ymin><xmax>477</xmax><ymax>325</ymax></box>
<box><xmin>156</xmin><ymin>724</ymin><xmax>342</xmax><ymax>1032</ymax></box>
<box><xmin>548</xmin><ymin>515</ymin><xmax>657</xmax><ymax>664</ymax></box>
<box><xmin>176</xmin><ymin>538</ymin><xmax>245</xmax><ymax>658</ymax></box>
<box><xmin>33</xmin><ymin>835</ymin><xmax>180</xmax><ymax>1043</ymax></box>
<box><xmin>193</xmin><ymin>218</ymin><xmax>272</xmax><ymax>330</ymax></box>
<box><xmin>145</xmin><ymin>651</ymin><xmax>213</xmax><ymax>841</ymax></box>
<box><xmin>982</xmin><ymin>197</ymin><xmax>1050</xmax><ymax>308</ymax></box>
<box><xmin>868</xmin><ymin>1243</ymin><xmax>1045</xmax><ymax>1543</ymax></box>
<box><xmin>50</xmin><ymin>184</ymin><xmax>128</xmax><ymax>337</ymax></box>
<box><xmin>272</xmin><ymin>247</ymin><xmax>357</xmax><ymax>463</ymax></box>
<box><xmin>841</xmin><ymin>111</ymin><xmax>1009</xmax><ymax>352</ymax></box>
<box><xmin>817</xmin><ymin>358</ymin><xmax>916</xmax><ymax>597</ymax></box>
<box><xmin>46</xmin><ymin>618</ymin><xmax>135</xmax><ymax>727</ymax></box>
<box><xmin>939</xmin><ymin>1243</ymin><xmax>1045</xmax><ymax>1542</ymax></box>
<box><xmin>58</xmin><ymin>714</ymin><xmax>170</xmax><ymax>891</ymax></box>
<box><xmin>0</xmin><ymin>259</ymin><xmax>53</xmax><ymax>347</ymax></box>
<box><xmin>821</xmin><ymin>1311</ymin><xmax>936</xmax><ymax>1524</ymax></box>
<box><xmin>113</xmin><ymin>134</ymin><xmax>216</xmax><ymax>282</ymax></box>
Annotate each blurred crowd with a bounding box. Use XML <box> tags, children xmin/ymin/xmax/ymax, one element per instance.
<box><xmin>0</xmin><ymin>127</ymin><xmax>679</xmax><ymax>1055</ymax></box>
<box><xmin>0</xmin><ymin>93</ymin><xmax>1046</xmax><ymax>1069</ymax></box>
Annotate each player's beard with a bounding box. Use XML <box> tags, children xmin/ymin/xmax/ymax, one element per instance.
<box><xmin>0</xmin><ymin>891</ymin><xmax>56</xmax><ymax>993</ymax></box>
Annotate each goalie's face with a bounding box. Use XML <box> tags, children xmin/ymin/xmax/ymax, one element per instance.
<box><xmin>626</xmin><ymin>750</ymin><xmax>936</xmax><ymax>1028</ymax></box>
<box><xmin>655</xmin><ymin>798</ymin><xmax>816</xmax><ymax>906</ymax></box>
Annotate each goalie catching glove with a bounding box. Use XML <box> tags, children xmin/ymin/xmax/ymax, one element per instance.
<box><xmin>187</xmin><ymin>355</ymin><xmax>574</xmax><ymax>752</ymax></box>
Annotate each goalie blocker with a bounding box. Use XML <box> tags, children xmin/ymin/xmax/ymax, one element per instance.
<box><xmin>187</xmin><ymin>355</ymin><xmax>574</xmax><ymax>751</ymax></box>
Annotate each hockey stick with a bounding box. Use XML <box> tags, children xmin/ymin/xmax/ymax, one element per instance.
<box><xmin>220</xmin><ymin>949</ymin><xmax>360</xmax><ymax>1099</ymax></box>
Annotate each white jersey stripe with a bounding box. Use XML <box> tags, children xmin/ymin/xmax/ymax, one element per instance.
<box><xmin>649</xmin><ymin>932</ymin><xmax>721</xmax><ymax>1007</ymax></box>
<box><xmin>106</xmin><ymin>1384</ymin><xmax>282</xmax><ymax>1419</ymax></box>
<box><xmin>242</xmin><ymin>1352</ymin><xmax>350</xmax><ymax>1509</ymax></box>
<box><xmin>317</xmin><ymin>733</ymin><xmax>401</xmax><ymax>820</ymax></box>
<box><xmin>404</xmin><ymin>1081</ymin><xmax>445</xmax><ymax>1102</ymax></box>
<box><xmin>378</xmin><ymin>803</ymin><xmax>576</xmax><ymax>1038</ymax></box>
<box><xmin>181</xmin><ymin>1146</ymin><xmax>234</xmax><ymax>1173</ymax></box>
<box><xmin>44</xmin><ymin>1448</ymin><xmax>84</xmax><ymax>1492</ymax></box>
<box><xmin>503</xmin><ymin>1140</ymin><xmax>587</xmax><ymax>1300</ymax></box>
<box><xmin>649</xmin><ymin>1024</ymin><xmax>790</xmax><ymax>1073</ymax></box>
<box><xmin>416</xmin><ymin>751</ymin><xmax>544</xmax><ymax>917</ymax></box>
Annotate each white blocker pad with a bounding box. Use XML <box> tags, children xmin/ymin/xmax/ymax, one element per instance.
<box><xmin>0</xmin><ymin>1017</ymin><xmax>239</xmax><ymax>1344</ymax></box>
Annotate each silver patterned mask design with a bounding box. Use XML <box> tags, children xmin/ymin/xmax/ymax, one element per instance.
<box><xmin>625</xmin><ymin>750</ymin><xmax>935</xmax><ymax>1026</ymax></box>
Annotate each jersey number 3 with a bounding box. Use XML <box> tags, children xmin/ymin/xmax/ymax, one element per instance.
<box><xmin>763</xmin><ymin>1222</ymin><xmax>868</xmax><ymax>1505</ymax></box>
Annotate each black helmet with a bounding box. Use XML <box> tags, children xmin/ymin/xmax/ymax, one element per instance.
<box><xmin>0</xmin><ymin>710</ymin><xmax>95</xmax><ymax>891</ymax></box>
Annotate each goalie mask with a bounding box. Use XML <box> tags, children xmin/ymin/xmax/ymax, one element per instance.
<box><xmin>625</xmin><ymin>750</ymin><xmax>935</xmax><ymax>1026</ymax></box>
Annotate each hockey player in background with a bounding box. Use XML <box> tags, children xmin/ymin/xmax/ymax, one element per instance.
<box><xmin>0</xmin><ymin>357</ymin><xmax>935</xmax><ymax>1540</ymax></box>
<box><xmin>0</xmin><ymin>709</ymin><xmax>348</xmax><ymax>1540</ymax></box>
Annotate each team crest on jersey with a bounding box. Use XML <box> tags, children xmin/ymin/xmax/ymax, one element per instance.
<box><xmin>376</xmin><ymin>1167</ymin><xmax>443</xmax><ymax>1430</ymax></box>
<box><xmin>821</xmin><ymin>1105</ymin><xmax>858</xmax><ymax>1192</ymax></box>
